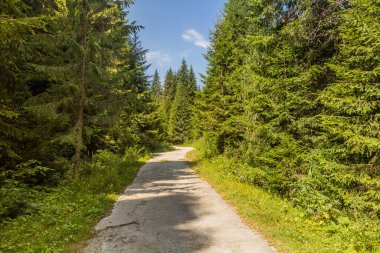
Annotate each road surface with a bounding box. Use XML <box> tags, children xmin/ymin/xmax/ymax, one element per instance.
<box><xmin>83</xmin><ymin>147</ymin><xmax>276</xmax><ymax>253</ymax></box>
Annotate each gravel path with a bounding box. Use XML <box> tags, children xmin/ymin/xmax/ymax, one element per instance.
<box><xmin>83</xmin><ymin>147</ymin><xmax>276</xmax><ymax>253</ymax></box>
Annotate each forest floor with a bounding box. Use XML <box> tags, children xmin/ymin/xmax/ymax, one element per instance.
<box><xmin>83</xmin><ymin>147</ymin><xmax>275</xmax><ymax>253</ymax></box>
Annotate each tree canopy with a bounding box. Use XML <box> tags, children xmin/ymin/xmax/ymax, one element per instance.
<box><xmin>192</xmin><ymin>0</ymin><xmax>380</xmax><ymax>251</ymax></box>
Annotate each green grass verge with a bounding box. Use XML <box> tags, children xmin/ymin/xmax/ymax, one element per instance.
<box><xmin>0</xmin><ymin>151</ymin><xmax>146</xmax><ymax>253</ymax></box>
<box><xmin>188</xmin><ymin>150</ymin><xmax>379</xmax><ymax>253</ymax></box>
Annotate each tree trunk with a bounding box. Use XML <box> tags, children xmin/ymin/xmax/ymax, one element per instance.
<box><xmin>74</xmin><ymin>0</ymin><xmax>88</xmax><ymax>176</ymax></box>
<box><xmin>74</xmin><ymin>95</ymin><xmax>84</xmax><ymax>176</ymax></box>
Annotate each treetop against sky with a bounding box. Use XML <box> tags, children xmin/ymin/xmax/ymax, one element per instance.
<box><xmin>129</xmin><ymin>0</ymin><xmax>227</xmax><ymax>82</ymax></box>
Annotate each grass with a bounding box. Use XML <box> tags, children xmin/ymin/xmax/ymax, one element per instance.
<box><xmin>0</xmin><ymin>150</ymin><xmax>147</xmax><ymax>253</ymax></box>
<box><xmin>187</xmin><ymin>150</ymin><xmax>376</xmax><ymax>253</ymax></box>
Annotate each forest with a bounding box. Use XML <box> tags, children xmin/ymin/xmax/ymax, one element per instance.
<box><xmin>191</xmin><ymin>0</ymin><xmax>380</xmax><ymax>251</ymax></box>
<box><xmin>0</xmin><ymin>0</ymin><xmax>379</xmax><ymax>252</ymax></box>
<box><xmin>0</xmin><ymin>0</ymin><xmax>167</xmax><ymax>251</ymax></box>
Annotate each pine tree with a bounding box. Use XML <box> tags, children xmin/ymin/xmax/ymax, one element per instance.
<box><xmin>108</xmin><ymin>29</ymin><xmax>167</xmax><ymax>153</ymax></box>
<box><xmin>177</xmin><ymin>59</ymin><xmax>189</xmax><ymax>86</ymax></box>
<box><xmin>194</xmin><ymin>0</ymin><xmax>380</xmax><ymax>238</ymax></box>
<box><xmin>187</xmin><ymin>66</ymin><xmax>197</xmax><ymax>99</ymax></box>
<box><xmin>0</xmin><ymin>0</ymin><xmax>50</xmax><ymax>167</ymax></box>
<box><xmin>168</xmin><ymin>80</ymin><xmax>192</xmax><ymax>143</ymax></box>
<box><xmin>196</xmin><ymin>0</ymin><xmax>250</xmax><ymax>153</ymax></box>
<box><xmin>24</xmin><ymin>0</ymin><xmax>139</xmax><ymax>175</ymax></box>
<box><xmin>319</xmin><ymin>0</ymin><xmax>380</xmax><ymax>164</ymax></box>
<box><xmin>161</xmin><ymin>68</ymin><xmax>176</xmax><ymax>123</ymax></box>
<box><xmin>315</xmin><ymin>0</ymin><xmax>380</xmax><ymax>219</ymax></box>
<box><xmin>151</xmin><ymin>69</ymin><xmax>162</xmax><ymax>102</ymax></box>
<box><xmin>165</xmin><ymin>59</ymin><xmax>198</xmax><ymax>143</ymax></box>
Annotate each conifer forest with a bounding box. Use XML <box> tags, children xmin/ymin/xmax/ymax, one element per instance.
<box><xmin>0</xmin><ymin>0</ymin><xmax>380</xmax><ymax>252</ymax></box>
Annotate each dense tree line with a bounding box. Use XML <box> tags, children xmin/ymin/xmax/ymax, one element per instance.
<box><xmin>152</xmin><ymin>59</ymin><xmax>197</xmax><ymax>144</ymax></box>
<box><xmin>2</xmin><ymin>0</ymin><xmax>379</xmax><ymax>250</ymax></box>
<box><xmin>0</xmin><ymin>0</ymin><xmax>163</xmax><ymax>221</ymax></box>
<box><xmin>194</xmin><ymin>0</ymin><xmax>379</xmax><ymax>250</ymax></box>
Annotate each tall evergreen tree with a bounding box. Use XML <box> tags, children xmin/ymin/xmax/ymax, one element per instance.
<box><xmin>319</xmin><ymin>0</ymin><xmax>380</xmax><ymax>165</ymax></box>
<box><xmin>315</xmin><ymin>0</ymin><xmax>380</xmax><ymax>219</ymax></box>
<box><xmin>108</xmin><ymin>30</ymin><xmax>166</xmax><ymax>153</ymax></box>
<box><xmin>161</xmin><ymin>68</ymin><xmax>176</xmax><ymax>123</ymax></box>
<box><xmin>194</xmin><ymin>1</ymin><xmax>380</xmax><ymax>243</ymax></box>
<box><xmin>168</xmin><ymin>80</ymin><xmax>192</xmax><ymax>143</ymax></box>
<box><xmin>187</xmin><ymin>66</ymin><xmax>197</xmax><ymax>99</ymax></box>
<box><xmin>0</xmin><ymin>0</ymin><xmax>53</xmax><ymax>167</ymax></box>
<box><xmin>196</xmin><ymin>0</ymin><xmax>250</xmax><ymax>153</ymax></box>
<box><xmin>160</xmin><ymin>59</ymin><xmax>197</xmax><ymax>142</ymax></box>
<box><xmin>24</xmin><ymin>0</ymin><xmax>139</xmax><ymax>175</ymax></box>
<box><xmin>0</xmin><ymin>0</ymin><xmax>166</xmax><ymax>226</ymax></box>
<box><xmin>151</xmin><ymin>69</ymin><xmax>162</xmax><ymax>102</ymax></box>
<box><xmin>177</xmin><ymin>59</ymin><xmax>189</xmax><ymax>86</ymax></box>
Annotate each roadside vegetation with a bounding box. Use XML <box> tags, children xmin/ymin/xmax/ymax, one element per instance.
<box><xmin>188</xmin><ymin>0</ymin><xmax>380</xmax><ymax>252</ymax></box>
<box><xmin>189</xmin><ymin>146</ymin><xmax>379</xmax><ymax>253</ymax></box>
<box><xmin>1</xmin><ymin>0</ymin><xmax>380</xmax><ymax>252</ymax></box>
<box><xmin>0</xmin><ymin>1</ymin><xmax>166</xmax><ymax>252</ymax></box>
<box><xmin>0</xmin><ymin>150</ymin><xmax>146</xmax><ymax>252</ymax></box>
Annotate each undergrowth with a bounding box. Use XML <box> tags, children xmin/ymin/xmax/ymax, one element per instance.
<box><xmin>189</xmin><ymin>146</ymin><xmax>380</xmax><ymax>253</ymax></box>
<box><xmin>0</xmin><ymin>149</ymin><xmax>146</xmax><ymax>253</ymax></box>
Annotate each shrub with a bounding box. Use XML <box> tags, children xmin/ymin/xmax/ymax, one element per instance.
<box><xmin>123</xmin><ymin>146</ymin><xmax>144</xmax><ymax>165</ymax></box>
<box><xmin>194</xmin><ymin>134</ymin><xmax>220</xmax><ymax>160</ymax></box>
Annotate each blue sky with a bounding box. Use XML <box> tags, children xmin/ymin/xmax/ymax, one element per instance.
<box><xmin>128</xmin><ymin>0</ymin><xmax>227</xmax><ymax>84</ymax></box>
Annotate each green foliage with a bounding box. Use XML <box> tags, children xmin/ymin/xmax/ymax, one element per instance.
<box><xmin>168</xmin><ymin>80</ymin><xmax>192</xmax><ymax>143</ymax></box>
<box><xmin>194</xmin><ymin>0</ymin><xmax>380</xmax><ymax>250</ymax></box>
<box><xmin>123</xmin><ymin>146</ymin><xmax>145</xmax><ymax>165</ymax></box>
<box><xmin>0</xmin><ymin>180</ymin><xmax>38</xmax><ymax>221</ymax></box>
<box><xmin>161</xmin><ymin>68</ymin><xmax>176</xmax><ymax>116</ymax></box>
<box><xmin>23</xmin><ymin>0</ymin><xmax>144</xmax><ymax>173</ymax></box>
<box><xmin>193</xmin><ymin>134</ymin><xmax>220</xmax><ymax>159</ymax></box>
<box><xmin>0</xmin><ymin>160</ymin><xmax>57</xmax><ymax>221</ymax></box>
<box><xmin>0</xmin><ymin>2</ymin><xmax>164</xmax><ymax>247</ymax></box>
<box><xmin>187</xmin><ymin>66</ymin><xmax>198</xmax><ymax>99</ymax></box>
<box><xmin>190</xmin><ymin>151</ymin><xmax>380</xmax><ymax>253</ymax></box>
<box><xmin>0</xmin><ymin>0</ymin><xmax>50</xmax><ymax>167</ymax></box>
<box><xmin>1</xmin><ymin>160</ymin><xmax>54</xmax><ymax>186</ymax></box>
<box><xmin>0</xmin><ymin>0</ymin><xmax>155</xmax><ymax>173</ymax></box>
<box><xmin>0</xmin><ymin>150</ymin><xmax>144</xmax><ymax>252</ymax></box>
<box><xmin>150</xmin><ymin>69</ymin><xmax>162</xmax><ymax>102</ymax></box>
<box><xmin>160</xmin><ymin>59</ymin><xmax>197</xmax><ymax>143</ymax></box>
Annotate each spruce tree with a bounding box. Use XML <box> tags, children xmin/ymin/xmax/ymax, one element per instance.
<box><xmin>151</xmin><ymin>69</ymin><xmax>162</xmax><ymax>102</ymax></box>
<box><xmin>177</xmin><ymin>59</ymin><xmax>189</xmax><ymax>86</ymax></box>
<box><xmin>194</xmin><ymin>1</ymin><xmax>380</xmax><ymax>240</ymax></box>
<box><xmin>108</xmin><ymin>30</ymin><xmax>166</xmax><ymax>153</ymax></box>
<box><xmin>161</xmin><ymin>68</ymin><xmax>176</xmax><ymax>122</ymax></box>
<box><xmin>316</xmin><ymin>0</ymin><xmax>380</xmax><ymax>219</ymax></box>
<box><xmin>0</xmin><ymin>0</ymin><xmax>50</xmax><ymax>167</ymax></box>
<box><xmin>319</xmin><ymin>0</ymin><xmax>380</xmax><ymax>164</ymax></box>
<box><xmin>165</xmin><ymin>59</ymin><xmax>198</xmax><ymax>143</ymax></box>
<box><xmin>25</xmin><ymin>0</ymin><xmax>139</xmax><ymax>175</ymax></box>
<box><xmin>187</xmin><ymin>66</ymin><xmax>197</xmax><ymax>99</ymax></box>
<box><xmin>168</xmin><ymin>81</ymin><xmax>192</xmax><ymax>143</ymax></box>
<box><xmin>197</xmin><ymin>0</ymin><xmax>250</xmax><ymax>153</ymax></box>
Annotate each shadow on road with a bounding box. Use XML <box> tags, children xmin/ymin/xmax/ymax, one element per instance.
<box><xmin>84</xmin><ymin>160</ymin><xmax>212</xmax><ymax>253</ymax></box>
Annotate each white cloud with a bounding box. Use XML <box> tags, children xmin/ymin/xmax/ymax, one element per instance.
<box><xmin>146</xmin><ymin>51</ymin><xmax>172</xmax><ymax>67</ymax></box>
<box><xmin>181</xmin><ymin>29</ymin><xmax>210</xmax><ymax>49</ymax></box>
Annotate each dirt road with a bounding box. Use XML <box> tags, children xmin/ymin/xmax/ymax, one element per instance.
<box><xmin>83</xmin><ymin>147</ymin><xmax>276</xmax><ymax>253</ymax></box>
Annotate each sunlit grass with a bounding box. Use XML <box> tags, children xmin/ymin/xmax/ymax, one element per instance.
<box><xmin>0</xmin><ymin>154</ymin><xmax>145</xmax><ymax>253</ymax></box>
<box><xmin>188</xmin><ymin>150</ymin><xmax>370</xmax><ymax>253</ymax></box>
